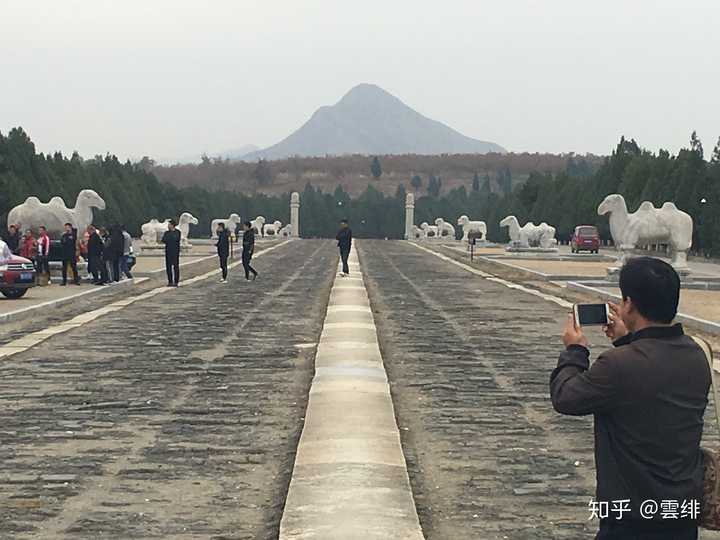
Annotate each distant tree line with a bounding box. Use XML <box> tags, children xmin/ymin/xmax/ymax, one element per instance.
<box><xmin>2</xmin><ymin>128</ymin><xmax>718</xmax><ymax>256</ymax></box>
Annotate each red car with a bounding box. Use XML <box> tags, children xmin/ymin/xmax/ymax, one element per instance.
<box><xmin>0</xmin><ymin>254</ymin><xmax>37</xmax><ymax>298</ymax></box>
<box><xmin>571</xmin><ymin>225</ymin><xmax>600</xmax><ymax>254</ymax></box>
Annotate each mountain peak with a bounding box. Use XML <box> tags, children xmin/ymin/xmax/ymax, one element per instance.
<box><xmin>244</xmin><ymin>85</ymin><xmax>505</xmax><ymax>160</ymax></box>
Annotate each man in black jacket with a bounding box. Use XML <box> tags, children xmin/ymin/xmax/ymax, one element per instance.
<box><xmin>86</xmin><ymin>225</ymin><xmax>106</xmax><ymax>285</ymax></box>
<box><xmin>551</xmin><ymin>257</ymin><xmax>709</xmax><ymax>539</ymax></box>
<box><xmin>241</xmin><ymin>221</ymin><xmax>258</xmax><ymax>281</ymax></box>
<box><xmin>216</xmin><ymin>222</ymin><xmax>230</xmax><ymax>283</ymax></box>
<box><xmin>161</xmin><ymin>219</ymin><xmax>181</xmax><ymax>287</ymax></box>
<box><xmin>335</xmin><ymin>219</ymin><xmax>352</xmax><ymax>276</ymax></box>
<box><xmin>60</xmin><ymin>223</ymin><xmax>80</xmax><ymax>285</ymax></box>
<box><xmin>2</xmin><ymin>224</ymin><xmax>21</xmax><ymax>254</ymax></box>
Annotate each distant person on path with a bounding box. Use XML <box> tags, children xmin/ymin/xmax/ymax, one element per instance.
<box><xmin>87</xmin><ymin>225</ymin><xmax>107</xmax><ymax>285</ymax></box>
<box><xmin>19</xmin><ymin>229</ymin><xmax>37</xmax><ymax>262</ymax></box>
<box><xmin>162</xmin><ymin>219</ymin><xmax>181</xmax><ymax>287</ymax></box>
<box><xmin>60</xmin><ymin>222</ymin><xmax>80</xmax><ymax>285</ymax></box>
<box><xmin>3</xmin><ymin>224</ymin><xmax>21</xmax><ymax>254</ymax></box>
<box><xmin>120</xmin><ymin>225</ymin><xmax>134</xmax><ymax>279</ymax></box>
<box><xmin>107</xmin><ymin>224</ymin><xmax>124</xmax><ymax>282</ymax></box>
<box><xmin>36</xmin><ymin>226</ymin><xmax>51</xmax><ymax>284</ymax></box>
<box><xmin>216</xmin><ymin>222</ymin><xmax>230</xmax><ymax>283</ymax></box>
<box><xmin>241</xmin><ymin>221</ymin><xmax>258</xmax><ymax>281</ymax></box>
<box><xmin>551</xmin><ymin>257</ymin><xmax>709</xmax><ymax>540</ymax></box>
<box><xmin>335</xmin><ymin>219</ymin><xmax>352</xmax><ymax>276</ymax></box>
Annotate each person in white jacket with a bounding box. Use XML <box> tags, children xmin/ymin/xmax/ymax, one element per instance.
<box><xmin>0</xmin><ymin>238</ymin><xmax>12</xmax><ymax>264</ymax></box>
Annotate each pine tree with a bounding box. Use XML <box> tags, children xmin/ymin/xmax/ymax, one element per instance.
<box><xmin>472</xmin><ymin>172</ymin><xmax>480</xmax><ymax>192</ymax></box>
<box><xmin>370</xmin><ymin>156</ymin><xmax>382</xmax><ymax>180</ymax></box>
<box><xmin>410</xmin><ymin>175</ymin><xmax>422</xmax><ymax>190</ymax></box>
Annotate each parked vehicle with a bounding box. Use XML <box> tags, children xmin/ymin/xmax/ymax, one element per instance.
<box><xmin>571</xmin><ymin>225</ymin><xmax>600</xmax><ymax>254</ymax></box>
<box><xmin>0</xmin><ymin>254</ymin><xmax>37</xmax><ymax>298</ymax></box>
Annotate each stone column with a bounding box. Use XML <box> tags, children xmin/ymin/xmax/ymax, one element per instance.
<box><xmin>290</xmin><ymin>192</ymin><xmax>300</xmax><ymax>237</ymax></box>
<box><xmin>404</xmin><ymin>193</ymin><xmax>415</xmax><ymax>240</ymax></box>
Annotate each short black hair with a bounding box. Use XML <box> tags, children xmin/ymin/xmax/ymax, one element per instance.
<box><xmin>217</xmin><ymin>222</ymin><xmax>225</xmax><ymax>229</ymax></box>
<box><xmin>64</xmin><ymin>222</ymin><xmax>73</xmax><ymax>227</ymax></box>
<box><xmin>619</xmin><ymin>257</ymin><xmax>680</xmax><ymax>324</ymax></box>
<box><xmin>243</xmin><ymin>221</ymin><xmax>252</xmax><ymax>227</ymax></box>
<box><xmin>340</xmin><ymin>219</ymin><xmax>348</xmax><ymax>224</ymax></box>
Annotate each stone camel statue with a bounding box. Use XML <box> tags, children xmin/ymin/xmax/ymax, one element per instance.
<box><xmin>597</xmin><ymin>194</ymin><xmax>693</xmax><ymax>270</ymax></box>
<box><xmin>141</xmin><ymin>212</ymin><xmax>199</xmax><ymax>247</ymax></box>
<box><xmin>500</xmin><ymin>215</ymin><xmax>556</xmax><ymax>248</ymax></box>
<box><xmin>7</xmin><ymin>189</ymin><xmax>106</xmax><ymax>235</ymax></box>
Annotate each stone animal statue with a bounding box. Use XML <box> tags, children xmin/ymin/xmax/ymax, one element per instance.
<box><xmin>279</xmin><ymin>224</ymin><xmax>293</xmax><ymax>238</ymax></box>
<box><xmin>263</xmin><ymin>220</ymin><xmax>282</xmax><ymax>237</ymax></box>
<box><xmin>457</xmin><ymin>215</ymin><xmax>487</xmax><ymax>243</ymax></box>
<box><xmin>597</xmin><ymin>194</ymin><xmax>693</xmax><ymax>270</ymax></box>
<box><xmin>500</xmin><ymin>215</ymin><xmax>556</xmax><ymax>248</ymax></box>
<box><xmin>411</xmin><ymin>225</ymin><xmax>424</xmax><ymax>240</ymax></box>
<box><xmin>434</xmin><ymin>218</ymin><xmax>456</xmax><ymax>240</ymax></box>
<box><xmin>141</xmin><ymin>212</ymin><xmax>199</xmax><ymax>247</ymax></box>
<box><xmin>537</xmin><ymin>222</ymin><xmax>558</xmax><ymax>248</ymax></box>
<box><xmin>210</xmin><ymin>213</ymin><xmax>242</xmax><ymax>239</ymax></box>
<box><xmin>7</xmin><ymin>189</ymin><xmax>106</xmax><ymax>236</ymax></box>
<box><xmin>420</xmin><ymin>222</ymin><xmax>438</xmax><ymax>239</ymax></box>
<box><xmin>250</xmin><ymin>216</ymin><xmax>266</xmax><ymax>237</ymax></box>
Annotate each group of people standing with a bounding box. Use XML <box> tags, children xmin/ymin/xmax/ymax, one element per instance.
<box><xmin>2</xmin><ymin>222</ymin><xmax>134</xmax><ymax>286</ymax></box>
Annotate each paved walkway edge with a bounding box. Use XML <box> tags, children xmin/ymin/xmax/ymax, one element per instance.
<box><xmin>279</xmin><ymin>244</ymin><xmax>424</xmax><ymax>540</ymax></box>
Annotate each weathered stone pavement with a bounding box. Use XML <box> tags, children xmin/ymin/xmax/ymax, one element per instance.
<box><xmin>0</xmin><ymin>240</ymin><xmax>336</xmax><ymax>539</ymax></box>
<box><xmin>359</xmin><ymin>240</ymin><xmax>720</xmax><ymax>540</ymax></box>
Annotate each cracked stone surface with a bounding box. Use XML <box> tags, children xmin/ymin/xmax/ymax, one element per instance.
<box><xmin>0</xmin><ymin>240</ymin><xmax>335</xmax><ymax>539</ymax></box>
<box><xmin>360</xmin><ymin>240</ymin><xmax>720</xmax><ymax>540</ymax></box>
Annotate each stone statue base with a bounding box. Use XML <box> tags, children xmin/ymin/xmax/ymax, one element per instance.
<box><xmin>606</xmin><ymin>264</ymin><xmax>692</xmax><ymax>282</ymax></box>
<box><xmin>506</xmin><ymin>246</ymin><xmax>559</xmax><ymax>254</ymax></box>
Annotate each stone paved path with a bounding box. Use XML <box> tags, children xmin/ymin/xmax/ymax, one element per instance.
<box><xmin>0</xmin><ymin>240</ymin><xmax>336</xmax><ymax>539</ymax></box>
<box><xmin>359</xmin><ymin>240</ymin><xmax>720</xmax><ymax>540</ymax></box>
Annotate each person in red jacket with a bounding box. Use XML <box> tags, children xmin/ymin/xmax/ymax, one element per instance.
<box><xmin>19</xmin><ymin>229</ymin><xmax>37</xmax><ymax>262</ymax></box>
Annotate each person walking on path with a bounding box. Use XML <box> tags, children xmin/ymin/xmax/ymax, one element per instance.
<box><xmin>335</xmin><ymin>219</ymin><xmax>352</xmax><ymax>276</ymax></box>
<box><xmin>216</xmin><ymin>222</ymin><xmax>231</xmax><ymax>283</ymax></box>
<box><xmin>551</xmin><ymin>257</ymin><xmax>710</xmax><ymax>540</ymax></box>
<box><xmin>36</xmin><ymin>226</ymin><xmax>51</xmax><ymax>285</ymax></box>
<box><xmin>86</xmin><ymin>225</ymin><xmax>107</xmax><ymax>285</ymax></box>
<box><xmin>241</xmin><ymin>221</ymin><xmax>258</xmax><ymax>281</ymax></box>
<box><xmin>162</xmin><ymin>219</ymin><xmax>181</xmax><ymax>286</ymax></box>
<box><xmin>19</xmin><ymin>229</ymin><xmax>37</xmax><ymax>262</ymax></box>
<box><xmin>120</xmin><ymin>225</ymin><xmax>134</xmax><ymax>279</ymax></box>
<box><xmin>106</xmin><ymin>224</ymin><xmax>123</xmax><ymax>282</ymax></box>
<box><xmin>60</xmin><ymin>223</ymin><xmax>80</xmax><ymax>286</ymax></box>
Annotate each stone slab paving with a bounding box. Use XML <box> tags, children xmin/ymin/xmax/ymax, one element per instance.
<box><xmin>0</xmin><ymin>240</ymin><xmax>336</xmax><ymax>539</ymax></box>
<box><xmin>280</xmin><ymin>246</ymin><xmax>423</xmax><ymax>540</ymax></box>
<box><xmin>359</xmin><ymin>240</ymin><xmax>720</xmax><ymax>540</ymax></box>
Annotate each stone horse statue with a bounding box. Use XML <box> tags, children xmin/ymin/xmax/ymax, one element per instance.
<box><xmin>435</xmin><ymin>218</ymin><xmax>456</xmax><ymax>240</ymax></box>
<box><xmin>7</xmin><ymin>189</ymin><xmax>106</xmax><ymax>235</ymax></box>
<box><xmin>457</xmin><ymin>215</ymin><xmax>487</xmax><ymax>243</ymax></box>
<box><xmin>211</xmin><ymin>213</ymin><xmax>242</xmax><ymax>238</ymax></box>
<box><xmin>141</xmin><ymin>212</ymin><xmax>199</xmax><ymax>247</ymax></box>
<box><xmin>263</xmin><ymin>220</ymin><xmax>283</xmax><ymax>237</ymax></box>
<box><xmin>597</xmin><ymin>194</ymin><xmax>693</xmax><ymax>270</ymax></box>
<box><xmin>500</xmin><ymin>216</ymin><xmax>556</xmax><ymax>248</ymax></box>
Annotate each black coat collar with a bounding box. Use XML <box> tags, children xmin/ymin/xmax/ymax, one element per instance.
<box><xmin>630</xmin><ymin>323</ymin><xmax>684</xmax><ymax>342</ymax></box>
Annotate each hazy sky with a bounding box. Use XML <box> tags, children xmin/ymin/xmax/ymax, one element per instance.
<box><xmin>2</xmin><ymin>0</ymin><xmax>718</xmax><ymax>162</ymax></box>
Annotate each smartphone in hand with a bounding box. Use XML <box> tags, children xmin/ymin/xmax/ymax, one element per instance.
<box><xmin>574</xmin><ymin>303</ymin><xmax>609</xmax><ymax>327</ymax></box>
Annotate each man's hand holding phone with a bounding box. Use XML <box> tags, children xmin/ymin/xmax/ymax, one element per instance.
<box><xmin>603</xmin><ymin>301</ymin><xmax>629</xmax><ymax>341</ymax></box>
<box><xmin>563</xmin><ymin>313</ymin><xmax>589</xmax><ymax>349</ymax></box>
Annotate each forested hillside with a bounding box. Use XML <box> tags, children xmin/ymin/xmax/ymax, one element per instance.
<box><xmin>152</xmin><ymin>152</ymin><xmax>603</xmax><ymax>197</ymax></box>
<box><xmin>2</xmin><ymin>128</ymin><xmax>719</xmax><ymax>256</ymax></box>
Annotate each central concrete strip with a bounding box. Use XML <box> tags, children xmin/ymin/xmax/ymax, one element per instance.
<box><xmin>280</xmin><ymin>244</ymin><xmax>424</xmax><ymax>540</ymax></box>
